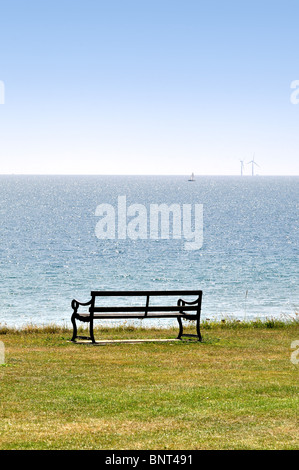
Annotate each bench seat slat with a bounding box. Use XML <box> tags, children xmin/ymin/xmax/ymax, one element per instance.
<box><xmin>78</xmin><ymin>312</ymin><xmax>197</xmax><ymax>319</ymax></box>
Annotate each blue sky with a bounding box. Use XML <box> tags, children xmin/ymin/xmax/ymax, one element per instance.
<box><xmin>0</xmin><ymin>0</ymin><xmax>298</xmax><ymax>175</ymax></box>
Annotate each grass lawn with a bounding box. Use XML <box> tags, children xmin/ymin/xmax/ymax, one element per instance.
<box><xmin>0</xmin><ymin>320</ymin><xmax>298</xmax><ymax>450</ymax></box>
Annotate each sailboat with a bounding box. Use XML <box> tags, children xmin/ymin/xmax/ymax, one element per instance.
<box><xmin>188</xmin><ymin>172</ymin><xmax>195</xmax><ymax>181</ymax></box>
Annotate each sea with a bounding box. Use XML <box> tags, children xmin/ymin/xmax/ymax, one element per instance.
<box><xmin>0</xmin><ymin>175</ymin><xmax>298</xmax><ymax>328</ymax></box>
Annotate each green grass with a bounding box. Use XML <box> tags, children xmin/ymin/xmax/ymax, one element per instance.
<box><xmin>0</xmin><ymin>320</ymin><xmax>298</xmax><ymax>449</ymax></box>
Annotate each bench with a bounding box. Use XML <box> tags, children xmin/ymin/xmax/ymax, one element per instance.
<box><xmin>70</xmin><ymin>290</ymin><xmax>202</xmax><ymax>343</ymax></box>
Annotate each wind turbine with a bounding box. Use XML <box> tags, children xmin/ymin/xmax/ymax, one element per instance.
<box><xmin>240</xmin><ymin>160</ymin><xmax>245</xmax><ymax>176</ymax></box>
<box><xmin>247</xmin><ymin>154</ymin><xmax>260</xmax><ymax>176</ymax></box>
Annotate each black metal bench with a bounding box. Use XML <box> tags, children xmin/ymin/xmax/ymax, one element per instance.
<box><xmin>71</xmin><ymin>290</ymin><xmax>202</xmax><ymax>343</ymax></box>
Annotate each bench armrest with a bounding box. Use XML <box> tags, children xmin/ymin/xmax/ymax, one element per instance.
<box><xmin>177</xmin><ymin>295</ymin><xmax>201</xmax><ymax>315</ymax></box>
<box><xmin>177</xmin><ymin>298</ymin><xmax>200</xmax><ymax>306</ymax></box>
<box><xmin>71</xmin><ymin>298</ymin><xmax>92</xmax><ymax>313</ymax></box>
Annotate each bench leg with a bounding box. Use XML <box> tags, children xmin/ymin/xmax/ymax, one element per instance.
<box><xmin>177</xmin><ymin>316</ymin><xmax>202</xmax><ymax>342</ymax></box>
<box><xmin>71</xmin><ymin>313</ymin><xmax>78</xmax><ymax>342</ymax></box>
<box><xmin>196</xmin><ymin>316</ymin><xmax>202</xmax><ymax>342</ymax></box>
<box><xmin>90</xmin><ymin>319</ymin><xmax>96</xmax><ymax>344</ymax></box>
<box><xmin>177</xmin><ymin>316</ymin><xmax>183</xmax><ymax>339</ymax></box>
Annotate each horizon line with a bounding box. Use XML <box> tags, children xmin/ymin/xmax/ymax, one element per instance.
<box><xmin>0</xmin><ymin>173</ymin><xmax>298</xmax><ymax>177</ymax></box>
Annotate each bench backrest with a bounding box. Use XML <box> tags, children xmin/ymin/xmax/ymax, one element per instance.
<box><xmin>89</xmin><ymin>290</ymin><xmax>202</xmax><ymax>315</ymax></box>
<box><xmin>91</xmin><ymin>290</ymin><xmax>201</xmax><ymax>296</ymax></box>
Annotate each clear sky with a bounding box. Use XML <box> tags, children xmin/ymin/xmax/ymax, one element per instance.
<box><xmin>0</xmin><ymin>0</ymin><xmax>298</xmax><ymax>175</ymax></box>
